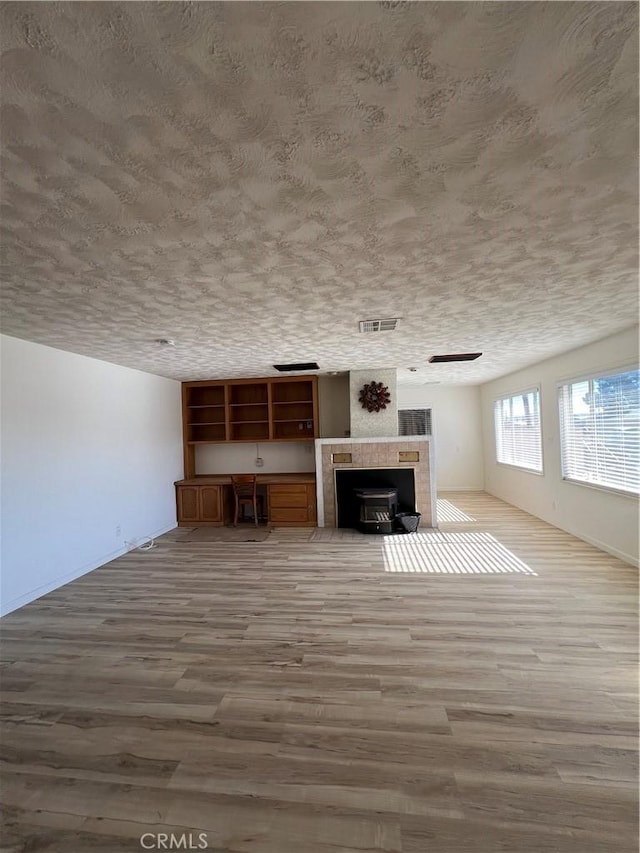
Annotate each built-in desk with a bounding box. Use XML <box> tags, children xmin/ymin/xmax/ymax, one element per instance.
<box><xmin>175</xmin><ymin>473</ymin><xmax>316</xmax><ymax>527</ymax></box>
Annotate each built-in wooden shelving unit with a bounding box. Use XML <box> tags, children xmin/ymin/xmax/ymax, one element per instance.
<box><xmin>181</xmin><ymin>376</ymin><xmax>318</xmax><ymax>479</ymax></box>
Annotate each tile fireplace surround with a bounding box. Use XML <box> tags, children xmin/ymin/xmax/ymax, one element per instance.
<box><xmin>314</xmin><ymin>436</ymin><xmax>437</xmax><ymax>528</ymax></box>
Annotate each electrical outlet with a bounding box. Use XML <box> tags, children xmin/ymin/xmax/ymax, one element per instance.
<box><xmin>255</xmin><ymin>456</ymin><xmax>264</xmax><ymax>467</ymax></box>
<box><xmin>115</xmin><ymin>524</ymin><xmax>121</xmax><ymax>538</ymax></box>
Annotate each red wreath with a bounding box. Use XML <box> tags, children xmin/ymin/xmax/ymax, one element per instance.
<box><xmin>359</xmin><ymin>381</ymin><xmax>391</xmax><ymax>413</ymax></box>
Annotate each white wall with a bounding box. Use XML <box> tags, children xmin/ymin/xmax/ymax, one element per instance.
<box><xmin>349</xmin><ymin>368</ymin><xmax>398</xmax><ymax>438</ymax></box>
<box><xmin>396</xmin><ymin>384</ymin><xmax>484</xmax><ymax>490</ymax></box>
<box><xmin>196</xmin><ymin>441</ymin><xmax>315</xmax><ymax>474</ymax></box>
<box><xmin>481</xmin><ymin>327</ymin><xmax>639</xmax><ymax>566</ymax></box>
<box><xmin>1</xmin><ymin>335</ymin><xmax>183</xmax><ymax>615</ymax></box>
<box><xmin>318</xmin><ymin>374</ymin><xmax>350</xmax><ymax>438</ymax></box>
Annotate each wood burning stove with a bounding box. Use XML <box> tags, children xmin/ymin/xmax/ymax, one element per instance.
<box><xmin>354</xmin><ymin>488</ymin><xmax>398</xmax><ymax>534</ymax></box>
<box><xmin>335</xmin><ymin>468</ymin><xmax>415</xmax><ymax>530</ymax></box>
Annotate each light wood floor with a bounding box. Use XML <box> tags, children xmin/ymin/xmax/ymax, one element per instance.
<box><xmin>1</xmin><ymin>492</ymin><xmax>638</xmax><ymax>852</ymax></box>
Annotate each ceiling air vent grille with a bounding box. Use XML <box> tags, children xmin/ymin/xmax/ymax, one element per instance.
<box><xmin>429</xmin><ymin>352</ymin><xmax>482</xmax><ymax>363</ymax></box>
<box><xmin>359</xmin><ymin>318</ymin><xmax>399</xmax><ymax>333</ymax></box>
<box><xmin>273</xmin><ymin>362</ymin><xmax>319</xmax><ymax>372</ymax></box>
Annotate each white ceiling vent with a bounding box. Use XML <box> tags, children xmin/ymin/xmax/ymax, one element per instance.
<box><xmin>358</xmin><ymin>318</ymin><xmax>399</xmax><ymax>333</ymax></box>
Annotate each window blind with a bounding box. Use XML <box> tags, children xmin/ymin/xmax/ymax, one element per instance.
<box><xmin>559</xmin><ymin>368</ymin><xmax>639</xmax><ymax>494</ymax></box>
<box><xmin>398</xmin><ymin>408</ymin><xmax>432</xmax><ymax>436</ymax></box>
<box><xmin>494</xmin><ymin>389</ymin><xmax>542</xmax><ymax>472</ymax></box>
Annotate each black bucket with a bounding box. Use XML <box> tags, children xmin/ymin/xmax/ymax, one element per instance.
<box><xmin>395</xmin><ymin>511</ymin><xmax>422</xmax><ymax>533</ymax></box>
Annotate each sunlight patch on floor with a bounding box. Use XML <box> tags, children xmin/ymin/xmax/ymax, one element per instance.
<box><xmin>436</xmin><ymin>498</ymin><xmax>476</xmax><ymax>523</ymax></box>
<box><xmin>382</xmin><ymin>531</ymin><xmax>537</xmax><ymax>575</ymax></box>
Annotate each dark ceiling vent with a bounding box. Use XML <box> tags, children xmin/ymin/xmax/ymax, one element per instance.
<box><xmin>428</xmin><ymin>352</ymin><xmax>483</xmax><ymax>363</ymax></box>
<box><xmin>273</xmin><ymin>362</ymin><xmax>320</xmax><ymax>372</ymax></box>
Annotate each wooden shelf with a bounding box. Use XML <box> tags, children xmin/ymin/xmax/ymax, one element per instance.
<box><xmin>189</xmin><ymin>427</ymin><xmax>226</xmax><ymax>442</ymax></box>
<box><xmin>273</xmin><ymin>419</ymin><xmax>314</xmax><ymax>439</ymax></box>
<box><xmin>229</xmin><ymin>383</ymin><xmax>268</xmax><ymax>406</ymax></box>
<box><xmin>181</xmin><ymin>375</ymin><xmax>318</xmax><ymax>477</ymax></box>
<box><xmin>188</xmin><ymin>407</ymin><xmax>226</xmax><ymax>425</ymax></box>
<box><xmin>272</xmin><ymin>379</ymin><xmax>314</xmax><ymax>404</ymax></box>
<box><xmin>186</xmin><ymin>386</ymin><xmax>226</xmax><ymax>407</ymax></box>
<box><xmin>188</xmin><ymin>404</ymin><xmax>225</xmax><ymax>409</ymax></box>
<box><xmin>231</xmin><ymin>422</ymin><xmax>269</xmax><ymax>441</ymax></box>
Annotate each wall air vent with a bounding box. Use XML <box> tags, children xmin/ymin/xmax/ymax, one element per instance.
<box><xmin>429</xmin><ymin>352</ymin><xmax>482</xmax><ymax>363</ymax></box>
<box><xmin>359</xmin><ymin>318</ymin><xmax>399</xmax><ymax>333</ymax></box>
<box><xmin>273</xmin><ymin>362</ymin><xmax>319</xmax><ymax>372</ymax></box>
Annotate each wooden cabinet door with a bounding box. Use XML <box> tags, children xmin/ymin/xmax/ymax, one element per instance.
<box><xmin>200</xmin><ymin>486</ymin><xmax>222</xmax><ymax>522</ymax></box>
<box><xmin>177</xmin><ymin>486</ymin><xmax>200</xmax><ymax>523</ymax></box>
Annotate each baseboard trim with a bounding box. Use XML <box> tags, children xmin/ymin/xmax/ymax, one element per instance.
<box><xmin>555</xmin><ymin>525</ymin><xmax>638</xmax><ymax>568</ymax></box>
<box><xmin>484</xmin><ymin>489</ymin><xmax>638</xmax><ymax>568</ymax></box>
<box><xmin>1</xmin><ymin>522</ymin><xmax>177</xmax><ymax>617</ymax></box>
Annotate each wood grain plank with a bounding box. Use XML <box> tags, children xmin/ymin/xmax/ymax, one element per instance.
<box><xmin>0</xmin><ymin>491</ymin><xmax>637</xmax><ymax>852</ymax></box>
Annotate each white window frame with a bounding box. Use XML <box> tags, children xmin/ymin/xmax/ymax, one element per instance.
<box><xmin>493</xmin><ymin>386</ymin><xmax>543</xmax><ymax>474</ymax></box>
<box><xmin>557</xmin><ymin>364</ymin><xmax>639</xmax><ymax>497</ymax></box>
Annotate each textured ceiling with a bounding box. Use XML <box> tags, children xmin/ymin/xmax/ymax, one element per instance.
<box><xmin>1</xmin><ymin>1</ymin><xmax>638</xmax><ymax>384</ymax></box>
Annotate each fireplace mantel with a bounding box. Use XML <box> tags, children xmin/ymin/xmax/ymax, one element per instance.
<box><xmin>314</xmin><ymin>436</ymin><xmax>437</xmax><ymax>528</ymax></box>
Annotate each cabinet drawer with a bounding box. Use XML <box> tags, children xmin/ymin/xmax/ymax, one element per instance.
<box><xmin>268</xmin><ymin>484</ymin><xmax>308</xmax><ymax>508</ymax></box>
<box><xmin>270</xmin><ymin>507</ymin><xmax>310</xmax><ymax>524</ymax></box>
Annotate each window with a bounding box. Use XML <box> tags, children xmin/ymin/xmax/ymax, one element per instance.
<box><xmin>494</xmin><ymin>389</ymin><xmax>542</xmax><ymax>472</ymax></box>
<box><xmin>559</xmin><ymin>367</ymin><xmax>640</xmax><ymax>494</ymax></box>
<box><xmin>399</xmin><ymin>408</ymin><xmax>432</xmax><ymax>436</ymax></box>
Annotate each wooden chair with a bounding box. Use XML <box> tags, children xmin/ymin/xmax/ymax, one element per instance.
<box><xmin>231</xmin><ymin>474</ymin><xmax>262</xmax><ymax>526</ymax></box>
